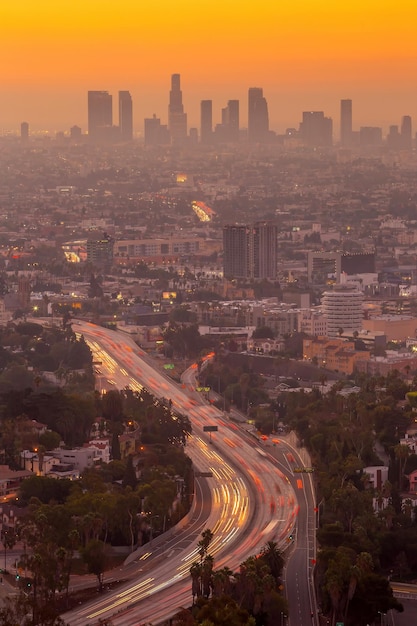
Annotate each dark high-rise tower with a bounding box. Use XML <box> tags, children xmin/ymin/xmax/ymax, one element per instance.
<box><xmin>225</xmin><ymin>100</ymin><xmax>239</xmax><ymax>142</ymax></box>
<box><xmin>340</xmin><ymin>99</ymin><xmax>352</xmax><ymax>146</ymax></box>
<box><xmin>200</xmin><ymin>100</ymin><xmax>213</xmax><ymax>144</ymax></box>
<box><xmin>88</xmin><ymin>91</ymin><xmax>112</xmax><ymax>141</ymax></box>
<box><xmin>119</xmin><ymin>91</ymin><xmax>133</xmax><ymax>141</ymax></box>
<box><xmin>223</xmin><ymin>222</ymin><xmax>277</xmax><ymax>280</ymax></box>
<box><xmin>248</xmin><ymin>87</ymin><xmax>269</xmax><ymax>143</ymax></box>
<box><xmin>20</xmin><ymin>122</ymin><xmax>29</xmax><ymax>142</ymax></box>
<box><xmin>168</xmin><ymin>74</ymin><xmax>187</xmax><ymax>144</ymax></box>
<box><xmin>401</xmin><ymin>115</ymin><xmax>412</xmax><ymax>149</ymax></box>
<box><xmin>223</xmin><ymin>225</ymin><xmax>250</xmax><ymax>279</ymax></box>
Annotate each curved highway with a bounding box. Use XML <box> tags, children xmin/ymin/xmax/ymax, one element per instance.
<box><xmin>62</xmin><ymin>321</ymin><xmax>312</xmax><ymax>626</ymax></box>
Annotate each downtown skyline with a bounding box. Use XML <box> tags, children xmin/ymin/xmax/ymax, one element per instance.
<box><xmin>1</xmin><ymin>0</ymin><xmax>417</xmax><ymax>133</ymax></box>
<box><xmin>0</xmin><ymin>81</ymin><xmax>415</xmax><ymax>141</ymax></box>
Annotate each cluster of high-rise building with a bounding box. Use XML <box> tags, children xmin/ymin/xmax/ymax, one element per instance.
<box><xmin>16</xmin><ymin>75</ymin><xmax>414</xmax><ymax>149</ymax></box>
<box><xmin>144</xmin><ymin>75</ymin><xmax>271</xmax><ymax>146</ymax></box>
<box><xmin>87</xmin><ymin>90</ymin><xmax>133</xmax><ymax>142</ymax></box>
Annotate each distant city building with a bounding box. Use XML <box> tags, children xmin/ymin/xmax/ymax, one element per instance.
<box><xmin>248</xmin><ymin>87</ymin><xmax>269</xmax><ymax>143</ymax></box>
<box><xmin>70</xmin><ymin>125</ymin><xmax>82</xmax><ymax>141</ymax></box>
<box><xmin>113</xmin><ymin>236</ymin><xmax>204</xmax><ymax>264</ymax></box>
<box><xmin>321</xmin><ymin>285</ymin><xmax>364</xmax><ymax>337</ymax></box>
<box><xmin>119</xmin><ymin>90</ymin><xmax>133</xmax><ymax>141</ymax></box>
<box><xmin>215</xmin><ymin>99</ymin><xmax>239</xmax><ymax>143</ymax></box>
<box><xmin>20</xmin><ymin>121</ymin><xmax>29</xmax><ymax>142</ymax></box>
<box><xmin>308</xmin><ymin>251</ymin><xmax>375</xmax><ymax>283</ymax></box>
<box><xmin>340</xmin><ymin>99</ymin><xmax>352</xmax><ymax>146</ymax></box>
<box><xmin>341</xmin><ymin>252</ymin><xmax>375</xmax><ymax>275</ymax></box>
<box><xmin>300</xmin><ymin>111</ymin><xmax>333</xmax><ymax>147</ymax></box>
<box><xmin>359</xmin><ymin>126</ymin><xmax>382</xmax><ymax>147</ymax></box>
<box><xmin>386</xmin><ymin>125</ymin><xmax>401</xmax><ymax>150</ymax></box>
<box><xmin>86</xmin><ymin>235</ymin><xmax>114</xmax><ymax>267</ymax></box>
<box><xmin>303</xmin><ymin>337</ymin><xmax>370</xmax><ymax>374</ymax></box>
<box><xmin>227</xmin><ymin>100</ymin><xmax>239</xmax><ymax>141</ymax></box>
<box><xmin>144</xmin><ymin>115</ymin><xmax>170</xmax><ymax>146</ymax></box>
<box><xmin>88</xmin><ymin>91</ymin><xmax>113</xmax><ymax>141</ymax></box>
<box><xmin>18</xmin><ymin>276</ymin><xmax>31</xmax><ymax>308</ymax></box>
<box><xmin>223</xmin><ymin>222</ymin><xmax>277</xmax><ymax>280</ymax></box>
<box><xmin>200</xmin><ymin>100</ymin><xmax>213</xmax><ymax>144</ymax></box>
<box><xmin>168</xmin><ymin>74</ymin><xmax>187</xmax><ymax>144</ymax></box>
<box><xmin>189</xmin><ymin>127</ymin><xmax>198</xmax><ymax>143</ymax></box>
<box><xmin>401</xmin><ymin>115</ymin><xmax>412</xmax><ymax>149</ymax></box>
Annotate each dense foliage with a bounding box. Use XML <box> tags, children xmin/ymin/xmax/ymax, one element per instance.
<box><xmin>178</xmin><ymin>531</ymin><xmax>287</xmax><ymax>626</ymax></box>
<box><xmin>278</xmin><ymin>371</ymin><xmax>413</xmax><ymax>624</ymax></box>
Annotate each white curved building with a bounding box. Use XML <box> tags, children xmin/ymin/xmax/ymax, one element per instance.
<box><xmin>321</xmin><ymin>285</ymin><xmax>363</xmax><ymax>337</ymax></box>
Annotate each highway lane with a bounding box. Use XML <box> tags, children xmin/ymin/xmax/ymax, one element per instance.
<box><xmin>62</xmin><ymin>322</ymin><xmax>298</xmax><ymax>625</ymax></box>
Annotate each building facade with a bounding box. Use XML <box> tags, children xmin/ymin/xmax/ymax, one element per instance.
<box><xmin>248</xmin><ymin>88</ymin><xmax>269</xmax><ymax>143</ymax></box>
<box><xmin>200</xmin><ymin>100</ymin><xmax>213</xmax><ymax>144</ymax></box>
<box><xmin>168</xmin><ymin>74</ymin><xmax>187</xmax><ymax>144</ymax></box>
<box><xmin>321</xmin><ymin>285</ymin><xmax>363</xmax><ymax>337</ymax></box>
<box><xmin>223</xmin><ymin>222</ymin><xmax>277</xmax><ymax>280</ymax></box>
<box><xmin>119</xmin><ymin>91</ymin><xmax>133</xmax><ymax>141</ymax></box>
<box><xmin>88</xmin><ymin>91</ymin><xmax>113</xmax><ymax>141</ymax></box>
<box><xmin>340</xmin><ymin>99</ymin><xmax>352</xmax><ymax>146</ymax></box>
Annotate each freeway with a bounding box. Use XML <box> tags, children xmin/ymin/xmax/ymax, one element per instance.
<box><xmin>62</xmin><ymin>321</ymin><xmax>312</xmax><ymax>625</ymax></box>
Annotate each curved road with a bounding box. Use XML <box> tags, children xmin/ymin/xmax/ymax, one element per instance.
<box><xmin>61</xmin><ymin>321</ymin><xmax>314</xmax><ymax>626</ymax></box>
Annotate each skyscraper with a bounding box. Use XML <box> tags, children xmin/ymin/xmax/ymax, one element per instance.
<box><xmin>215</xmin><ymin>100</ymin><xmax>240</xmax><ymax>143</ymax></box>
<box><xmin>20</xmin><ymin>122</ymin><xmax>29</xmax><ymax>142</ymax></box>
<box><xmin>168</xmin><ymin>74</ymin><xmax>187</xmax><ymax>144</ymax></box>
<box><xmin>252</xmin><ymin>222</ymin><xmax>277</xmax><ymax>280</ymax></box>
<box><xmin>223</xmin><ymin>225</ymin><xmax>249</xmax><ymax>279</ymax></box>
<box><xmin>300</xmin><ymin>111</ymin><xmax>333</xmax><ymax>147</ymax></box>
<box><xmin>248</xmin><ymin>88</ymin><xmax>269</xmax><ymax>143</ymax></box>
<box><xmin>340</xmin><ymin>99</ymin><xmax>352</xmax><ymax>146</ymax></box>
<box><xmin>144</xmin><ymin>115</ymin><xmax>170</xmax><ymax>146</ymax></box>
<box><xmin>88</xmin><ymin>91</ymin><xmax>112</xmax><ymax>141</ymax></box>
<box><xmin>401</xmin><ymin>115</ymin><xmax>412</xmax><ymax>149</ymax></box>
<box><xmin>200</xmin><ymin>100</ymin><xmax>213</xmax><ymax>144</ymax></box>
<box><xmin>223</xmin><ymin>222</ymin><xmax>277</xmax><ymax>280</ymax></box>
<box><xmin>225</xmin><ymin>100</ymin><xmax>240</xmax><ymax>142</ymax></box>
<box><xmin>119</xmin><ymin>91</ymin><xmax>133</xmax><ymax>141</ymax></box>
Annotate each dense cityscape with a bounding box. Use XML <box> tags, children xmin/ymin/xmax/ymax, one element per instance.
<box><xmin>0</xmin><ymin>70</ymin><xmax>417</xmax><ymax>625</ymax></box>
<box><xmin>8</xmin><ymin>74</ymin><xmax>415</xmax><ymax>152</ymax></box>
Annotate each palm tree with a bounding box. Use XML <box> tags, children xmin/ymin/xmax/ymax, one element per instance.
<box><xmin>190</xmin><ymin>561</ymin><xmax>202</xmax><ymax>602</ymax></box>
<box><xmin>201</xmin><ymin>553</ymin><xmax>214</xmax><ymax>598</ymax></box>
<box><xmin>260</xmin><ymin>541</ymin><xmax>284</xmax><ymax>581</ymax></box>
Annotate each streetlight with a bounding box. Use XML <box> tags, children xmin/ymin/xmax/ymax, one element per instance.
<box><xmin>280</xmin><ymin>612</ymin><xmax>287</xmax><ymax>626</ymax></box>
<box><xmin>378</xmin><ymin>611</ymin><xmax>386</xmax><ymax>625</ymax></box>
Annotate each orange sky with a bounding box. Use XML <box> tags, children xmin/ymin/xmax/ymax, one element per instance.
<box><xmin>1</xmin><ymin>0</ymin><xmax>417</xmax><ymax>134</ymax></box>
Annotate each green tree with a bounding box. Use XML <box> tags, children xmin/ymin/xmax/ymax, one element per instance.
<box><xmin>122</xmin><ymin>455</ymin><xmax>137</xmax><ymax>489</ymax></box>
<box><xmin>82</xmin><ymin>539</ymin><xmax>108</xmax><ymax>592</ymax></box>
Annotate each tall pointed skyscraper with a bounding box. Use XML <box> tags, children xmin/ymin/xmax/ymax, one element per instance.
<box><xmin>248</xmin><ymin>88</ymin><xmax>269</xmax><ymax>143</ymax></box>
<box><xmin>168</xmin><ymin>74</ymin><xmax>187</xmax><ymax>144</ymax></box>
<box><xmin>119</xmin><ymin>91</ymin><xmax>133</xmax><ymax>141</ymax></box>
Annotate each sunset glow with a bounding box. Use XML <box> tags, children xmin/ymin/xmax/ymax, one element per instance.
<box><xmin>1</xmin><ymin>0</ymin><xmax>417</xmax><ymax>131</ymax></box>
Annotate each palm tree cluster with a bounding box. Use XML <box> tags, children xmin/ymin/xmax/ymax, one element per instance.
<box><xmin>183</xmin><ymin>531</ymin><xmax>287</xmax><ymax>625</ymax></box>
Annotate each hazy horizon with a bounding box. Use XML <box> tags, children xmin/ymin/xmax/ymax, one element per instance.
<box><xmin>2</xmin><ymin>1</ymin><xmax>417</xmax><ymax>136</ymax></box>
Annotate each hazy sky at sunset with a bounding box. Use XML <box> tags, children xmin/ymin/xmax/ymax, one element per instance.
<box><xmin>1</xmin><ymin>0</ymin><xmax>416</xmax><ymax>135</ymax></box>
